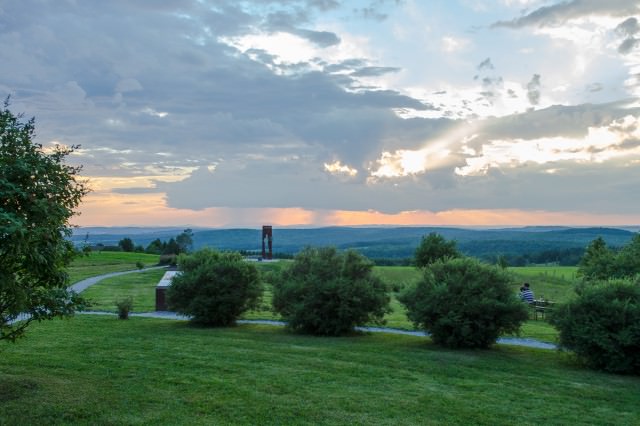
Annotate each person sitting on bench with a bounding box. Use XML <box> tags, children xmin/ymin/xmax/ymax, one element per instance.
<box><xmin>520</xmin><ymin>282</ymin><xmax>534</xmax><ymax>303</ymax></box>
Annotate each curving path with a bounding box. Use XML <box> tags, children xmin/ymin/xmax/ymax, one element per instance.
<box><xmin>70</xmin><ymin>266</ymin><xmax>167</xmax><ymax>293</ymax></box>
<box><xmin>74</xmin><ymin>268</ymin><xmax>557</xmax><ymax>350</ymax></box>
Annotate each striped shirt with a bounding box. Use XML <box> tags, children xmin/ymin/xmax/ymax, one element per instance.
<box><xmin>521</xmin><ymin>289</ymin><xmax>534</xmax><ymax>303</ymax></box>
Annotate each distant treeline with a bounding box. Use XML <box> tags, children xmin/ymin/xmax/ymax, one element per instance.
<box><xmin>75</xmin><ymin>226</ymin><xmax>638</xmax><ymax>267</ymax></box>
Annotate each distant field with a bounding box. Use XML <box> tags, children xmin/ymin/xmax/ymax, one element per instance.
<box><xmin>510</xmin><ymin>266</ymin><xmax>578</xmax><ymax>281</ymax></box>
<box><xmin>509</xmin><ymin>266</ymin><xmax>578</xmax><ymax>304</ymax></box>
<box><xmin>67</xmin><ymin>252</ymin><xmax>160</xmax><ymax>284</ymax></box>
<box><xmin>1</xmin><ymin>316</ymin><xmax>638</xmax><ymax>425</ymax></box>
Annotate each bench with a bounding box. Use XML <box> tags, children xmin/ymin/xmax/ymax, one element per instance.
<box><xmin>530</xmin><ymin>299</ymin><xmax>554</xmax><ymax>320</ymax></box>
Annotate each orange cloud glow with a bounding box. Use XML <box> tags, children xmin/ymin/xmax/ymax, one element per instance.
<box><xmin>73</xmin><ymin>192</ymin><xmax>640</xmax><ymax>228</ymax></box>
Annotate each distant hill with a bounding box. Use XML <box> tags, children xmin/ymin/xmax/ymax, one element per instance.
<box><xmin>72</xmin><ymin>226</ymin><xmax>637</xmax><ymax>265</ymax></box>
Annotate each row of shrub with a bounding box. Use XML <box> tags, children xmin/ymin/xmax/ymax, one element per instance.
<box><xmin>165</xmin><ymin>233</ymin><xmax>640</xmax><ymax>375</ymax></box>
<box><xmin>166</xmin><ymin>245</ymin><xmax>528</xmax><ymax>347</ymax></box>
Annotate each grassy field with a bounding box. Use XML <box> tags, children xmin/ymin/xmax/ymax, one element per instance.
<box><xmin>1</xmin><ymin>315</ymin><xmax>639</xmax><ymax>425</ymax></box>
<box><xmin>67</xmin><ymin>252</ymin><xmax>160</xmax><ymax>284</ymax></box>
<box><xmin>78</xmin><ymin>263</ymin><xmax>565</xmax><ymax>342</ymax></box>
<box><xmin>81</xmin><ymin>269</ymin><xmax>167</xmax><ymax>312</ymax></box>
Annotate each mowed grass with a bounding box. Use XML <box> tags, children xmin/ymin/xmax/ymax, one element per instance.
<box><xmin>81</xmin><ymin>269</ymin><xmax>167</xmax><ymax>312</ymax></box>
<box><xmin>78</xmin><ymin>263</ymin><xmax>562</xmax><ymax>342</ymax></box>
<box><xmin>67</xmin><ymin>251</ymin><xmax>160</xmax><ymax>284</ymax></box>
<box><xmin>508</xmin><ymin>266</ymin><xmax>579</xmax><ymax>304</ymax></box>
<box><xmin>1</xmin><ymin>316</ymin><xmax>639</xmax><ymax>426</ymax></box>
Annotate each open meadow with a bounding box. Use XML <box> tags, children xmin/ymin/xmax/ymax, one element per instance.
<box><xmin>68</xmin><ymin>252</ymin><xmax>160</xmax><ymax>284</ymax></box>
<box><xmin>76</xmin><ymin>258</ymin><xmax>577</xmax><ymax>343</ymax></box>
<box><xmin>1</xmin><ymin>315</ymin><xmax>639</xmax><ymax>425</ymax></box>
<box><xmin>2</xmin><ymin>254</ymin><xmax>637</xmax><ymax>424</ymax></box>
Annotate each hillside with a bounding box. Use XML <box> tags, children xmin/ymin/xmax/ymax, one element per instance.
<box><xmin>73</xmin><ymin>226</ymin><xmax>637</xmax><ymax>265</ymax></box>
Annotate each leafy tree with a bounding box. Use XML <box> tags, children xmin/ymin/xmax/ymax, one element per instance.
<box><xmin>162</xmin><ymin>237</ymin><xmax>180</xmax><ymax>255</ymax></box>
<box><xmin>176</xmin><ymin>228</ymin><xmax>194</xmax><ymax>254</ymax></box>
<box><xmin>399</xmin><ymin>257</ymin><xmax>528</xmax><ymax>349</ymax></box>
<box><xmin>118</xmin><ymin>237</ymin><xmax>135</xmax><ymax>252</ymax></box>
<box><xmin>615</xmin><ymin>233</ymin><xmax>640</xmax><ymax>278</ymax></box>
<box><xmin>272</xmin><ymin>247</ymin><xmax>390</xmax><ymax>336</ymax></box>
<box><xmin>1</xmin><ymin>99</ymin><xmax>88</xmax><ymax>342</ymax></box>
<box><xmin>577</xmin><ymin>237</ymin><xmax>615</xmax><ymax>280</ymax></box>
<box><xmin>414</xmin><ymin>232</ymin><xmax>460</xmax><ymax>268</ymax></box>
<box><xmin>549</xmin><ymin>278</ymin><xmax>640</xmax><ymax>374</ymax></box>
<box><xmin>145</xmin><ymin>238</ymin><xmax>164</xmax><ymax>255</ymax></box>
<box><xmin>167</xmin><ymin>249</ymin><xmax>261</xmax><ymax>326</ymax></box>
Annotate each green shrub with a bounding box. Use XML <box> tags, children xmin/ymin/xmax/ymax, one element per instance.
<box><xmin>115</xmin><ymin>296</ymin><xmax>133</xmax><ymax>320</ymax></box>
<box><xmin>272</xmin><ymin>247</ymin><xmax>390</xmax><ymax>336</ymax></box>
<box><xmin>549</xmin><ymin>278</ymin><xmax>640</xmax><ymax>374</ymax></box>
<box><xmin>399</xmin><ymin>257</ymin><xmax>528</xmax><ymax>349</ymax></box>
<box><xmin>159</xmin><ymin>254</ymin><xmax>177</xmax><ymax>267</ymax></box>
<box><xmin>135</xmin><ymin>261</ymin><xmax>144</xmax><ymax>270</ymax></box>
<box><xmin>167</xmin><ymin>249</ymin><xmax>261</xmax><ymax>326</ymax></box>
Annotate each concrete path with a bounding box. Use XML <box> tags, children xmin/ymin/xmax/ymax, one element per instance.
<box><xmin>70</xmin><ymin>266</ymin><xmax>167</xmax><ymax>293</ymax></box>
<box><xmin>68</xmin><ymin>268</ymin><xmax>558</xmax><ymax>350</ymax></box>
<box><xmin>78</xmin><ymin>310</ymin><xmax>557</xmax><ymax>350</ymax></box>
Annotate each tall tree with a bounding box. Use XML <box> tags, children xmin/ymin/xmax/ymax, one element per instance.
<box><xmin>176</xmin><ymin>228</ymin><xmax>194</xmax><ymax>254</ymax></box>
<box><xmin>578</xmin><ymin>237</ymin><xmax>615</xmax><ymax>280</ymax></box>
<box><xmin>414</xmin><ymin>232</ymin><xmax>460</xmax><ymax>268</ymax></box>
<box><xmin>118</xmin><ymin>237</ymin><xmax>135</xmax><ymax>252</ymax></box>
<box><xmin>1</xmin><ymin>99</ymin><xmax>88</xmax><ymax>342</ymax></box>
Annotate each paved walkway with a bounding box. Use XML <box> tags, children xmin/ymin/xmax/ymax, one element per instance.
<box><xmin>70</xmin><ymin>266</ymin><xmax>167</xmax><ymax>293</ymax></box>
<box><xmin>71</xmin><ymin>268</ymin><xmax>557</xmax><ymax>350</ymax></box>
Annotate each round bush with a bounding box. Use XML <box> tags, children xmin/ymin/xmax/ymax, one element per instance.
<box><xmin>167</xmin><ymin>249</ymin><xmax>262</xmax><ymax>326</ymax></box>
<box><xmin>272</xmin><ymin>247</ymin><xmax>390</xmax><ymax>336</ymax></box>
<box><xmin>399</xmin><ymin>257</ymin><xmax>528</xmax><ymax>349</ymax></box>
<box><xmin>549</xmin><ymin>278</ymin><xmax>640</xmax><ymax>374</ymax></box>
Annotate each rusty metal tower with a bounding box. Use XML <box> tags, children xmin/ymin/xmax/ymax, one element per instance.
<box><xmin>261</xmin><ymin>225</ymin><xmax>273</xmax><ymax>260</ymax></box>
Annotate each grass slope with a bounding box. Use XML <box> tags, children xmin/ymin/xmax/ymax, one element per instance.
<box><xmin>1</xmin><ymin>316</ymin><xmax>639</xmax><ymax>425</ymax></box>
<box><xmin>67</xmin><ymin>252</ymin><xmax>160</xmax><ymax>284</ymax></box>
<box><xmin>81</xmin><ymin>268</ymin><xmax>167</xmax><ymax>312</ymax></box>
<box><xmin>78</xmin><ymin>263</ymin><xmax>569</xmax><ymax>342</ymax></box>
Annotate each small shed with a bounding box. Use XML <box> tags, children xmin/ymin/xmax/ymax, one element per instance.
<box><xmin>155</xmin><ymin>270</ymin><xmax>180</xmax><ymax>311</ymax></box>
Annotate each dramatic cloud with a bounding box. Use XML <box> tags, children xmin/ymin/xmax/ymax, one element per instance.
<box><xmin>2</xmin><ymin>0</ymin><xmax>639</xmax><ymax>226</ymax></box>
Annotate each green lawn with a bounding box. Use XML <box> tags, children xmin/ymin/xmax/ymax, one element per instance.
<box><xmin>77</xmin><ymin>263</ymin><xmax>564</xmax><ymax>342</ymax></box>
<box><xmin>81</xmin><ymin>269</ymin><xmax>167</xmax><ymax>312</ymax></box>
<box><xmin>1</xmin><ymin>316</ymin><xmax>638</xmax><ymax>425</ymax></box>
<box><xmin>67</xmin><ymin>252</ymin><xmax>160</xmax><ymax>284</ymax></box>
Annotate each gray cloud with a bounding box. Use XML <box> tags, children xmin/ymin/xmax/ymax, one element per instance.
<box><xmin>527</xmin><ymin>74</ymin><xmax>541</xmax><ymax>105</ymax></box>
<box><xmin>493</xmin><ymin>0</ymin><xmax>640</xmax><ymax>28</ymax></box>
<box><xmin>351</xmin><ymin>66</ymin><xmax>401</xmax><ymax>77</ymax></box>
<box><xmin>616</xmin><ymin>17</ymin><xmax>640</xmax><ymax>36</ymax></box>
<box><xmin>294</xmin><ymin>29</ymin><xmax>341</xmax><ymax>47</ymax></box>
<box><xmin>618</xmin><ymin>37</ymin><xmax>639</xmax><ymax>54</ymax></box>
<box><xmin>352</xmin><ymin>0</ymin><xmax>402</xmax><ymax>21</ymax></box>
<box><xmin>477</xmin><ymin>58</ymin><xmax>494</xmax><ymax>71</ymax></box>
<box><xmin>616</xmin><ymin>17</ymin><xmax>640</xmax><ymax>54</ymax></box>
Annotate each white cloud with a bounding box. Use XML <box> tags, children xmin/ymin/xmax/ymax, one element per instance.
<box><xmin>456</xmin><ymin>115</ymin><xmax>640</xmax><ymax>176</ymax></box>
<box><xmin>324</xmin><ymin>160</ymin><xmax>358</xmax><ymax>176</ymax></box>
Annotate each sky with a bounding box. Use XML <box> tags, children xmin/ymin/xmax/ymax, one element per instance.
<box><xmin>1</xmin><ymin>0</ymin><xmax>639</xmax><ymax>228</ymax></box>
